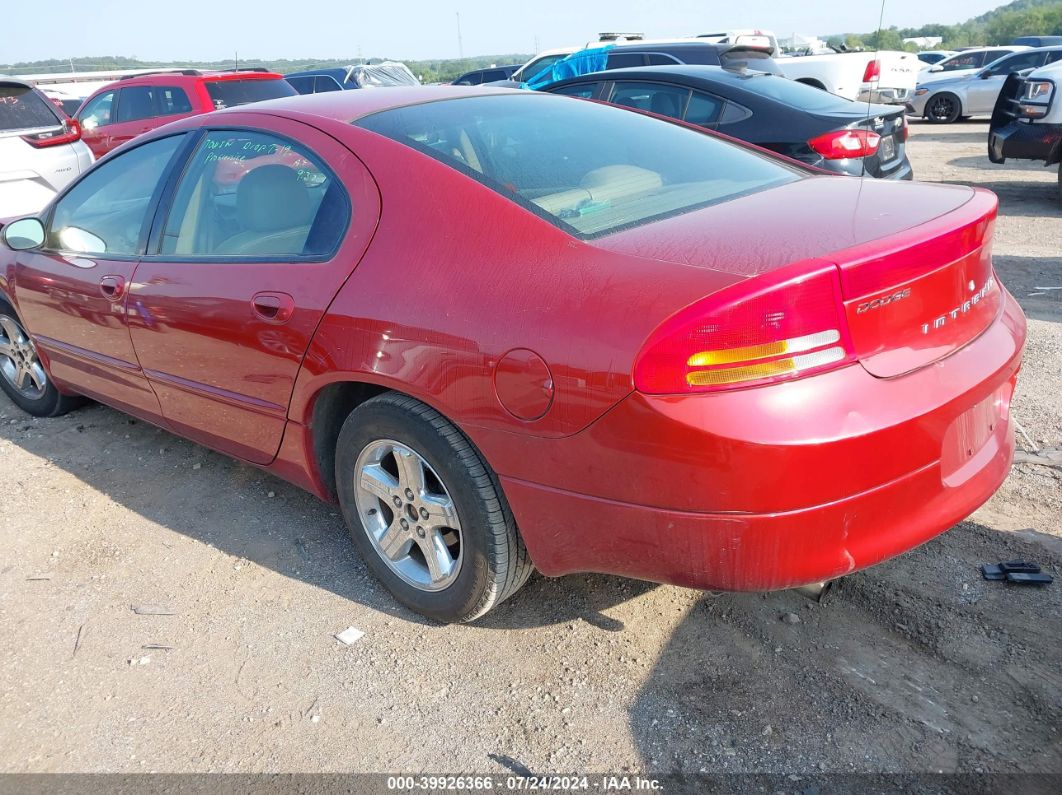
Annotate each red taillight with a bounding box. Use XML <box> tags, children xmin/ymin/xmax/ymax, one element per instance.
<box><xmin>21</xmin><ymin>118</ymin><xmax>81</xmax><ymax>149</ymax></box>
<box><xmin>898</xmin><ymin>114</ymin><xmax>909</xmax><ymax>142</ymax></box>
<box><xmin>862</xmin><ymin>58</ymin><xmax>881</xmax><ymax>83</ymax></box>
<box><xmin>807</xmin><ymin>129</ymin><xmax>881</xmax><ymax>160</ymax></box>
<box><xmin>633</xmin><ymin>262</ymin><xmax>856</xmax><ymax>394</ymax></box>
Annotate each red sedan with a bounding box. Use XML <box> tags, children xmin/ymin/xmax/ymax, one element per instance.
<box><xmin>0</xmin><ymin>87</ymin><xmax>1025</xmax><ymax>622</ymax></box>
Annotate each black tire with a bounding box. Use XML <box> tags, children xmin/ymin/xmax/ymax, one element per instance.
<box><xmin>0</xmin><ymin>299</ymin><xmax>84</xmax><ymax>418</ymax></box>
<box><xmin>926</xmin><ymin>93</ymin><xmax>962</xmax><ymax>124</ymax></box>
<box><xmin>335</xmin><ymin>392</ymin><xmax>533</xmax><ymax>623</ymax></box>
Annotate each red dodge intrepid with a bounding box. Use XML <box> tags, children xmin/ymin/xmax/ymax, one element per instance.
<box><xmin>0</xmin><ymin>88</ymin><xmax>1025</xmax><ymax>622</ymax></box>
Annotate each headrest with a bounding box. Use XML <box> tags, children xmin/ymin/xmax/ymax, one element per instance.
<box><xmin>236</xmin><ymin>165</ymin><xmax>313</xmax><ymax>233</ymax></box>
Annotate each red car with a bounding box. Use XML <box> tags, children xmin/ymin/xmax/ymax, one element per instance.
<box><xmin>0</xmin><ymin>87</ymin><xmax>1025</xmax><ymax>623</ymax></box>
<box><xmin>73</xmin><ymin>68</ymin><xmax>296</xmax><ymax>159</ymax></box>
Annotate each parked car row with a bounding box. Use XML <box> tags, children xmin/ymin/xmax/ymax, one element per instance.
<box><xmin>909</xmin><ymin>45</ymin><xmax>1062</xmax><ymax>123</ymax></box>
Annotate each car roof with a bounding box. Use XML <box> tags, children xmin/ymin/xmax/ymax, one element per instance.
<box><xmin>112</xmin><ymin>70</ymin><xmax>284</xmax><ymax>88</ymax></box>
<box><xmin>0</xmin><ymin>76</ymin><xmax>33</xmax><ymax>88</ymax></box>
<box><xmin>217</xmin><ymin>85</ymin><xmax>526</xmax><ymax>123</ymax></box>
<box><xmin>550</xmin><ymin>64</ymin><xmax>763</xmax><ymax>85</ymax></box>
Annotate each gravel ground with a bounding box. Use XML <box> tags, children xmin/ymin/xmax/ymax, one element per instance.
<box><xmin>0</xmin><ymin>121</ymin><xmax>1060</xmax><ymax>782</ymax></box>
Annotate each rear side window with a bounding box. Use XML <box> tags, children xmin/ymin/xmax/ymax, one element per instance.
<box><xmin>684</xmin><ymin>92</ymin><xmax>725</xmax><ymax>126</ymax></box>
<box><xmin>941</xmin><ymin>52</ymin><xmax>984</xmax><ymax>70</ymax></box>
<box><xmin>286</xmin><ymin>76</ymin><xmax>314</xmax><ymax>95</ymax></box>
<box><xmin>203</xmin><ymin>78</ymin><xmax>297</xmax><ymax>110</ymax></box>
<box><xmin>0</xmin><ymin>84</ymin><xmax>60</xmax><ymax>132</ymax></box>
<box><xmin>159</xmin><ymin>130</ymin><xmax>349</xmax><ymax>258</ymax></box>
<box><xmin>357</xmin><ymin>94</ymin><xmax>798</xmax><ymax>238</ymax></box>
<box><xmin>117</xmin><ymin>87</ymin><xmax>156</xmax><ymax>122</ymax></box>
<box><xmin>315</xmin><ymin>76</ymin><xmax>343</xmax><ymax>93</ymax></box>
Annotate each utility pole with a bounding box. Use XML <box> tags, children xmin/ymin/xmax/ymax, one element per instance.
<box><xmin>456</xmin><ymin>12</ymin><xmax>464</xmax><ymax>59</ymax></box>
<box><xmin>235</xmin><ymin>51</ymin><xmax>239</xmax><ymax>71</ymax></box>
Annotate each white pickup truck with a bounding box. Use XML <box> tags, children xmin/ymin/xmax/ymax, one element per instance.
<box><xmin>778</xmin><ymin>50</ymin><xmax>921</xmax><ymax>104</ymax></box>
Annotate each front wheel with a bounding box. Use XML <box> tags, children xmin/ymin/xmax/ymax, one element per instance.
<box><xmin>0</xmin><ymin>304</ymin><xmax>83</xmax><ymax>417</ymax></box>
<box><xmin>335</xmin><ymin>393</ymin><xmax>533</xmax><ymax>623</ymax></box>
<box><xmin>926</xmin><ymin>93</ymin><xmax>962</xmax><ymax>124</ymax></box>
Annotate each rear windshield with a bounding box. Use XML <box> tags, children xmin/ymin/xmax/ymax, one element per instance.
<box><xmin>733</xmin><ymin>73</ymin><xmax>858</xmax><ymax>112</ymax></box>
<box><xmin>357</xmin><ymin>94</ymin><xmax>799</xmax><ymax>238</ymax></box>
<box><xmin>203</xmin><ymin>78</ymin><xmax>297</xmax><ymax>110</ymax></box>
<box><xmin>0</xmin><ymin>84</ymin><xmax>61</xmax><ymax>132</ymax></box>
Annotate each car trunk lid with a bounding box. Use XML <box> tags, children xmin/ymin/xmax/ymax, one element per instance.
<box><xmin>597</xmin><ymin>176</ymin><xmax>1000</xmax><ymax>379</ymax></box>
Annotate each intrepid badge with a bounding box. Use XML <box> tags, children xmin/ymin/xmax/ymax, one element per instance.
<box><xmin>920</xmin><ymin>276</ymin><xmax>996</xmax><ymax>335</ymax></box>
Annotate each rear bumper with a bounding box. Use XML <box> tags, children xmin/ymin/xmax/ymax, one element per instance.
<box><xmin>858</xmin><ymin>87</ymin><xmax>912</xmax><ymax>105</ymax></box>
<box><xmin>988</xmin><ymin>119</ymin><xmax>1062</xmax><ymax>165</ymax></box>
<box><xmin>497</xmin><ymin>291</ymin><xmax>1026</xmax><ymax>591</ymax></box>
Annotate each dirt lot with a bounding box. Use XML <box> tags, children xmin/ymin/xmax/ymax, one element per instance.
<box><xmin>1</xmin><ymin>121</ymin><xmax>1060</xmax><ymax>783</ymax></box>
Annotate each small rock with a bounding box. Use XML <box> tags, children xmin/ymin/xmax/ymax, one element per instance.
<box><xmin>267</xmin><ymin>491</ymin><xmax>276</xmax><ymax>498</ymax></box>
<box><xmin>192</xmin><ymin>463</ymin><xmax>202</xmax><ymax>470</ymax></box>
<box><xmin>781</xmin><ymin>612</ymin><xmax>801</xmax><ymax>625</ymax></box>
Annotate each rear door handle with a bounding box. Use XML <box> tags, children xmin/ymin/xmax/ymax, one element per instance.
<box><xmin>251</xmin><ymin>292</ymin><xmax>295</xmax><ymax>324</ymax></box>
<box><xmin>99</xmin><ymin>275</ymin><xmax>126</xmax><ymax>301</ymax></box>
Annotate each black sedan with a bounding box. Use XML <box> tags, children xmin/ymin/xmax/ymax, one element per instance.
<box><xmin>543</xmin><ymin>65</ymin><xmax>913</xmax><ymax>180</ymax></box>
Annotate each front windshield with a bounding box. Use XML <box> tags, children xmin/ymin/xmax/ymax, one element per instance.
<box><xmin>357</xmin><ymin>93</ymin><xmax>800</xmax><ymax>238</ymax></box>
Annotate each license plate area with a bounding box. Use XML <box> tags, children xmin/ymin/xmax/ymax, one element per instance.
<box><xmin>879</xmin><ymin>134</ymin><xmax>897</xmax><ymax>163</ymax></box>
<box><xmin>940</xmin><ymin>382</ymin><xmax>1013</xmax><ymax>486</ymax></box>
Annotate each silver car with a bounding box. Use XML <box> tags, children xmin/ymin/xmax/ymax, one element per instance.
<box><xmin>909</xmin><ymin>47</ymin><xmax>1062</xmax><ymax>123</ymax></box>
<box><xmin>0</xmin><ymin>77</ymin><xmax>93</xmax><ymax>217</ymax></box>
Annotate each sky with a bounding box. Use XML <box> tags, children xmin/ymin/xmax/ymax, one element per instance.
<box><xmin>4</xmin><ymin>0</ymin><xmax>1009</xmax><ymax>64</ymax></box>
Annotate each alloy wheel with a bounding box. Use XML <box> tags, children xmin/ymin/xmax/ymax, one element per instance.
<box><xmin>928</xmin><ymin>95</ymin><xmax>958</xmax><ymax>123</ymax></box>
<box><xmin>0</xmin><ymin>315</ymin><xmax>47</xmax><ymax>401</ymax></box>
<box><xmin>353</xmin><ymin>439</ymin><xmax>463</xmax><ymax>591</ymax></box>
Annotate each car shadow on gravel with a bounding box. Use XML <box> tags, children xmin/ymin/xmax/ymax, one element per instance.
<box><xmin>992</xmin><ymin>255</ymin><xmax>1062</xmax><ymax>324</ymax></box>
<box><xmin>0</xmin><ymin>404</ymin><xmax>657</xmax><ymax>630</ymax></box>
<box><xmin>627</xmin><ymin>521</ymin><xmax>1062</xmax><ymax>776</ymax></box>
<box><xmin>937</xmin><ymin>178</ymin><xmax>1060</xmax><ymax>216</ymax></box>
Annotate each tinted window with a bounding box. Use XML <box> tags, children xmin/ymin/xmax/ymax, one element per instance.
<box><xmin>160</xmin><ymin>130</ymin><xmax>348</xmax><ymax>258</ymax></box>
<box><xmin>482</xmin><ymin>70</ymin><xmax>508</xmax><ymax>82</ymax></box>
<box><xmin>49</xmin><ymin>135</ymin><xmax>184</xmax><ymax>255</ymax></box>
<box><xmin>646</xmin><ymin>54</ymin><xmax>681</xmax><ymax>66</ymax></box>
<box><xmin>987</xmin><ymin>51</ymin><xmax>1046</xmax><ymax>75</ymax></box>
<box><xmin>610</xmin><ymin>82</ymin><xmax>689</xmax><ymax>119</ymax></box>
<box><xmin>551</xmin><ymin>82</ymin><xmax>600</xmax><ymax>99</ymax></box>
<box><xmin>203</xmin><ymin>78</ymin><xmax>297</xmax><ymax>110</ymax></box>
<box><xmin>606</xmin><ymin>53</ymin><xmax>646</xmax><ymax>69</ymax></box>
<box><xmin>157</xmin><ymin>87</ymin><xmax>192</xmax><ymax>115</ymax></box>
<box><xmin>0</xmin><ymin>84</ymin><xmax>60</xmax><ymax>131</ymax></box>
<box><xmin>518</xmin><ymin>54</ymin><xmax>570</xmax><ymax>82</ymax></box>
<box><xmin>315</xmin><ymin>76</ymin><xmax>343</xmax><ymax>93</ymax></box>
<box><xmin>940</xmin><ymin>52</ymin><xmax>984</xmax><ymax>71</ymax></box>
<box><xmin>117</xmin><ymin>86</ymin><xmax>157</xmax><ymax>122</ymax></box>
<box><xmin>357</xmin><ymin>94</ymin><xmax>798</xmax><ymax>237</ymax></box>
<box><xmin>79</xmin><ymin>91</ymin><xmax>115</xmax><ymax>128</ymax></box>
<box><xmin>286</xmin><ymin>76</ymin><xmax>314</xmax><ymax>95</ymax></box>
<box><xmin>1047</xmin><ymin>50</ymin><xmax>1062</xmax><ymax>65</ymax></box>
<box><xmin>684</xmin><ymin>91</ymin><xmax>725</xmax><ymax>126</ymax></box>
<box><xmin>718</xmin><ymin>101</ymin><xmax>752</xmax><ymax>124</ymax></box>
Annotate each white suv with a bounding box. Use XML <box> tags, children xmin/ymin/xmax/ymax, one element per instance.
<box><xmin>0</xmin><ymin>78</ymin><xmax>93</xmax><ymax>218</ymax></box>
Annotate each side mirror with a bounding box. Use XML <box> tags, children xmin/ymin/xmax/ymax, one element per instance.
<box><xmin>2</xmin><ymin>218</ymin><xmax>46</xmax><ymax>251</ymax></box>
<box><xmin>929</xmin><ymin>65</ymin><xmax>942</xmax><ymax>72</ymax></box>
<box><xmin>979</xmin><ymin>70</ymin><xmax>993</xmax><ymax>79</ymax></box>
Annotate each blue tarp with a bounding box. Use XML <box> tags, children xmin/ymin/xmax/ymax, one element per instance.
<box><xmin>522</xmin><ymin>45</ymin><xmax>615</xmax><ymax>90</ymax></box>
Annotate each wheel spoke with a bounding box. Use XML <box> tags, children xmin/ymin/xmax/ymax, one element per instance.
<box><xmin>359</xmin><ymin>463</ymin><xmax>399</xmax><ymax>503</ymax></box>
<box><xmin>13</xmin><ymin>365</ymin><xmax>28</xmax><ymax>390</ymax></box>
<box><xmin>394</xmin><ymin>448</ymin><xmax>427</xmax><ymax>495</ymax></box>
<box><xmin>0</xmin><ymin>341</ymin><xmax>14</xmax><ymax>360</ymax></box>
<box><xmin>0</xmin><ymin>316</ymin><xmax>24</xmax><ymax>346</ymax></box>
<box><xmin>421</xmin><ymin>493</ymin><xmax>460</xmax><ymax>532</ymax></box>
<box><xmin>26</xmin><ymin>363</ymin><xmax>47</xmax><ymax>391</ymax></box>
<box><xmin>378</xmin><ymin>520</ymin><xmax>412</xmax><ymax>562</ymax></box>
<box><xmin>419</xmin><ymin>529</ymin><xmax>456</xmax><ymax>584</ymax></box>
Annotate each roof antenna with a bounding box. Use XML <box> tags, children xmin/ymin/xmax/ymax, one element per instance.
<box><xmin>235</xmin><ymin>51</ymin><xmax>239</xmax><ymax>71</ymax></box>
<box><xmin>456</xmin><ymin>12</ymin><xmax>464</xmax><ymax>59</ymax></box>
